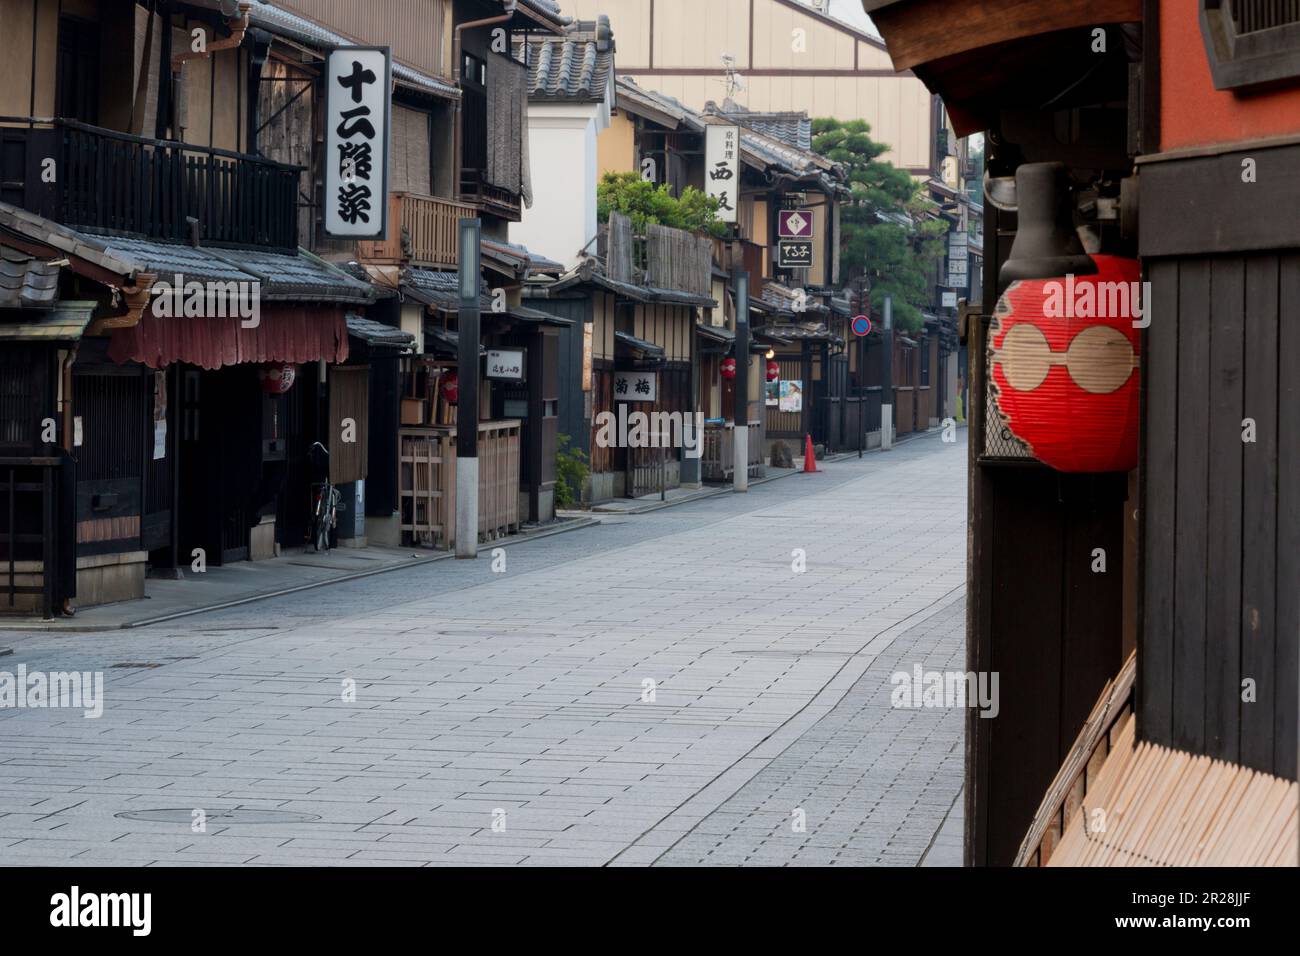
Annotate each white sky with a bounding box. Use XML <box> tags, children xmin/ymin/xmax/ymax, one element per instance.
<box><xmin>826</xmin><ymin>0</ymin><xmax>881</xmax><ymax>39</ymax></box>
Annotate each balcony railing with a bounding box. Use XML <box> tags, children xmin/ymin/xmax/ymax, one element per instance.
<box><xmin>357</xmin><ymin>192</ymin><xmax>480</xmax><ymax>268</ymax></box>
<box><xmin>459</xmin><ymin>169</ymin><xmax>521</xmax><ymax>221</ymax></box>
<box><xmin>0</xmin><ymin>118</ymin><xmax>300</xmax><ymax>250</ymax></box>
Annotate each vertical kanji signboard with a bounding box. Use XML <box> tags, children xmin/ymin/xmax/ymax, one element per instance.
<box><xmin>705</xmin><ymin>125</ymin><xmax>739</xmax><ymax>223</ymax></box>
<box><xmin>324</xmin><ymin>47</ymin><xmax>391</xmax><ymax>239</ymax></box>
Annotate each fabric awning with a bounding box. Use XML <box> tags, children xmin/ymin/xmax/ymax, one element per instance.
<box><xmin>108</xmin><ymin>305</ymin><xmax>350</xmax><ymax>370</ymax></box>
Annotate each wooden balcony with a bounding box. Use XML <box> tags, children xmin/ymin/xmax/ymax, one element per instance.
<box><xmin>356</xmin><ymin>192</ymin><xmax>480</xmax><ymax>269</ymax></box>
<box><xmin>0</xmin><ymin>118</ymin><xmax>300</xmax><ymax>250</ymax></box>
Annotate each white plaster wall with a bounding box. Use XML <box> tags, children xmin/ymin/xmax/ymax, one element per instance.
<box><xmin>512</xmin><ymin>99</ymin><xmax>609</xmax><ymax>271</ymax></box>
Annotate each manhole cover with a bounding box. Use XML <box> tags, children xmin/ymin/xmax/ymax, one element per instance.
<box><xmin>116</xmin><ymin>809</ymin><xmax>320</xmax><ymax>824</ymax></box>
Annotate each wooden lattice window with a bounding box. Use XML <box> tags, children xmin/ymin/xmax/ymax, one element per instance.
<box><xmin>1201</xmin><ymin>0</ymin><xmax>1300</xmax><ymax>90</ymax></box>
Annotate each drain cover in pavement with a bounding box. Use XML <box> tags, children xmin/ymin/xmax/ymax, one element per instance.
<box><xmin>116</xmin><ymin>809</ymin><xmax>320</xmax><ymax>824</ymax></box>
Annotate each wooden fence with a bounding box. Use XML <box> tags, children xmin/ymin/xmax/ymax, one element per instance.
<box><xmin>602</xmin><ymin>214</ymin><xmax>712</xmax><ymax>295</ymax></box>
<box><xmin>701</xmin><ymin>422</ymin><xmax>765</xmax><ymax>481</ymax></box>
<box><xmin>398</xmin><ymin>421</ymin><xmax>520</xmax><ymax>549</ymax></box>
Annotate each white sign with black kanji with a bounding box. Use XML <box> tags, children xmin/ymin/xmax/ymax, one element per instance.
<box><xmin>613</xmin><ymin>371</ymin><xmax>658</xmax><ymax>403</ymax></box>
<box><xmin>705</xmin><ymin>125</ymin><xmax>740</xmax><ymax>224</ymax></box>
<box><xmin>324</xmin><ymin>47</ymin><xmax>391</xmax><ymax>239</ymax></box>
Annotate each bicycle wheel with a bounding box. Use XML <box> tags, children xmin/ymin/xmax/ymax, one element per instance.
<box><xmin>312</xmin><ymin>490</ymin><xmax>330</xmax><ymax>552</ymax></box>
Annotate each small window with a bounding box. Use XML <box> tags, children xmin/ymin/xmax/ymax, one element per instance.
<box><xmin>1201</xmin><ymin>0</ymin><xmax>1300</xmax><ymax>91</ymax></box>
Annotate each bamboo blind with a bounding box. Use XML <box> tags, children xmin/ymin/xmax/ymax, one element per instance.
<box><xmin>1048</xmin><ymin>716</ymin><xmax>1299</xmax><ymax>866</ymax></box>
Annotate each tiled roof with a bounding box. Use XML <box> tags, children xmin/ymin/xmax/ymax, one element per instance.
<box><xmin>615</xmin><ymin>77</ymin><xmax>705</xmax><ymax>132</ymax></box>
<box><xmin>1</xmin><ymin>200</ymin><xmax>373</xmax><ymax>304</ymax></box>
<box><xmin>482</xmin><ymin>238</ymin><xmax>566</xmax><ymax>278</ymax></box>
<box><xmin>248</xmin><ymin>1</ymin><xmax>460</xmax><ymax>101</ymax></box>
<box><xmin>516</xmin><ymin>20</ymin><xmax>614</xmax><ymax>103</ymax></box>
<box><xmin>403</xmin><ymin>268</ymin><xmax>570</xmax><ymax>325</ymax></box>
<box><xmin>346</xmin><ymin>313</ymin><xmax>414</xmax><ymax>349</ymax></box>
<box><xmin>0</xmin><ymin>245</ymin><xmax>59</xmax><ymax>309</ymax></box>
<box><xmin>89</xmin><ymin>236</ymin><xmax>375</xmax><ymax>303</ymax></box>
<box><xmin>0</xmin><ymin>300</ymin><xmax>95</xmax><ymax>341</ymax></box>
<box><xmin>717</xmin><ymin>102</ymin><xmax>813</xmax><ymax>151</ymax></box>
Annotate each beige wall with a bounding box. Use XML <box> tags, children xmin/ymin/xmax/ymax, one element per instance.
<box><xmin>561</xmin><ymin>0</ymin><xmax>935</xmax><ymax>170</ymax></box>
<box><xmin>277</xmin><ymin>0</ymin><xmax>453</xmax><ymax>80</ymax></box>
<box><xmin>597</xmin><ymin>110</ymin><xmax>637</xmax><ymax>177</ymax></box>
<box><xmin>0</xmin><ymin>0</ymin><xmax>58</xmax><ymax>118</ymax></box>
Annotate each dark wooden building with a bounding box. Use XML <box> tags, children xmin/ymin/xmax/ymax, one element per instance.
<box><xmin>865</xmin><ymin>0</ymin><xmax>1299</xmax><ymax>865</ymax></box>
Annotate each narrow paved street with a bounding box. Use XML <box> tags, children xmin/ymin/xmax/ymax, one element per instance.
<box><xmin>0</xmin><ymin>433</ymin><xmax>966</xmax><ymax>867</ymax></box>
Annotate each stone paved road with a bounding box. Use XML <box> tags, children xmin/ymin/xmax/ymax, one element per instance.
<box><xmin>0</xmin><ymin>432</ymin><xmax>967</xmax><ymax>866</ymax></box>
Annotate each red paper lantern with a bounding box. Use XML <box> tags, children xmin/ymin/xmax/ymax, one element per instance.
<box><xmin>441</xmin><ymin>371</ymin><xmax>459</xmax><ymax>404</ymax></box>
<box><xmin>721</xmin><ymin>357</ymin><xmax>737</xmax><ymax>380</ymax></box>
<box><xmin>990</xmin><ymin>254</ymin><xmax>1141</xmax><ymax>473</ymax></box>
<box><xmin>766</xmin><ymin>360</ymin><xmax>780</xmax><ymax>383</ymax></box>
<box><xmin>260</xmin><ymin>363</ymin><xmax>296</xmax><ymax>394</ymax></box>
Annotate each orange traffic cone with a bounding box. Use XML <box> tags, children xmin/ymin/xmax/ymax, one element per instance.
<box><xmin>803</xmin><ymin>434</ymin><xmax>818</xmax><ymax>473</ymax></box>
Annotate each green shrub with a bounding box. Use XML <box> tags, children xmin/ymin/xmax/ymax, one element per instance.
<box><xmin>554</xmin><ymin>434</ymin><xmax>590</xmax><ymax>509</ymax></box>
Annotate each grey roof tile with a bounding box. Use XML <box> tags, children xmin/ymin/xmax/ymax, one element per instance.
<box><xmin>516</xmin><ymin>24</ymin><xmax>614</xmax><ymax>103</ymax></box>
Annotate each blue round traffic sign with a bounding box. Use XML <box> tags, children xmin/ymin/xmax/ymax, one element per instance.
<box><xmin>851</xmin><ymin>315</ymin><xmax>872</xmax><ymax>337</ymax></box>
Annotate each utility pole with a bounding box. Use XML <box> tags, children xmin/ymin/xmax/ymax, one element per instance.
<box><xmin>880</xmin><ymin>293</ymin><xmax>894</xmax><ymax>451</ymax></box>
<box><xmin>733</xmin><ymin>270</ymin><xmax>750</xmax><ymax>493</ymax></box>
<box><xmin>456</xmin><ymin>218</ymin><xmax>481</xmax><ymax>558</ymax></box>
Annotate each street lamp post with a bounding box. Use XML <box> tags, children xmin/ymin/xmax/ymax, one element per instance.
<box><xmin>733</xmin><ymin>271</ymin><xmax>750</xmax><ymax>493</ymax></box>
<box><xmin>881</xmin><ymin>293</ymin><xmax>894</xmax><ymax>451</ymax></box>
<box><xmin>456</xmin><ymin>217</ymin><xmax>481</xmax><ymax>558</ymax></box>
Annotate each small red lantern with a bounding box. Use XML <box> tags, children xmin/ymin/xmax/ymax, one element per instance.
<box><xmin>990</xmin><ymin>254</ymin><xmax>1141</xmax><ymax>473</ymax></box>
<box><xmin>766</xmin><ymin>360</ymin><xmax>780</xmax><ymax>383</ymax></box>
<box><xmin>721</xmin><ymin>357</ymin><xmax>737</xmax><ymax>380</ymax></box>
<box><xmin>441</xmin><ymin>370</ymin><xmax>459</xmax><ymax>404</ymax></box>
<box><xmin>260</xmin><ymin>363</ymin><xmax>296</xmax><ymax>394</ymax></box>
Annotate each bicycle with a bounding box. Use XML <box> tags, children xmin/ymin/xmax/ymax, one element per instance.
<box><xmin>308</xmin><ymin>441</ymin><xmax>339</xmax><ymax>552</ymax></box>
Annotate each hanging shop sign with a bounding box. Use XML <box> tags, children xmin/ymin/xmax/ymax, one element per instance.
<box><xmin>778</xmin><ymin>209</ymin><xmax>815</xmax><ymax>240</ymax></box>
<box><xmin>766</xmin><ymin>360</ymin><xmax>781</xmax><ymax>383</ymax></box>
<box><xmin>614</xmin><ymin>370</ymin><xmax>657</xmax><ymax>402</ymax></box>
<box><xmin>776</xmin><ymin>240</ymin><xmax>815</xmax><ymax>269</ymax></box>
<box><xmin>260</xmin><ymin>363</ymin><xmax>297</xmax><ymax>394</ymax></box>
<box><xmin>705</xmin><ymin>125</ymin><xmax>740</xmax><ymax>223</ymax></box>
<box><xmin>324</xmin><ymin>47</ymin><xmax>392</xmax><ymax>239</ymax></box>
<box><xmin>720</xmin><ymin>357</ymin><xmax>737</xmax><ymax>380</ymax></box>
<box><xmin>947</xmin><ymin>230</ymin><xmax>969</xmax><ymax>288</ymax></box>
<box><xmin>989</xmin><ymin>254</ymin><xmax>1141</xmax><ymax>473</ymax></box>
<box><xmin>441</xmin><ymin>370</ymin><xmax>459</xmax><ymax>404</ymax></box>
<box><xmin>485</xmin><ymin>349</ymin><xmax>525</xmax><ymax>382</ymax></box>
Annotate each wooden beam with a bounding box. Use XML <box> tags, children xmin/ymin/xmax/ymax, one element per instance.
<box><xmin>870</xmin><ymin>0</ymin><xmax>1141</xmax><ymax>72</ymax></box>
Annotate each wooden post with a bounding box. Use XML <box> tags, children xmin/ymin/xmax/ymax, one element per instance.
<box><xmin>456</xmin><ymin>218</ymin><xmax>481</xmax><ymax>558</ymax></box>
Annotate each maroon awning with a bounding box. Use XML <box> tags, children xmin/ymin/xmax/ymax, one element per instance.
<box><xmin>108</xmin><ymin>305</ymin><xmax>350</xmax><ymax>370</ymax></box>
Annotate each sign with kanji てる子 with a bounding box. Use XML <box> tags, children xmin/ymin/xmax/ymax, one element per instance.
<box><xmin>776</xmin><ymin>240</ymin><xmax>814</xmax><ymax>269</ymax></box>
<box><xmin>324</xmin><ymin>47</ymin><xmax>391</xmax><ymax>239</ymax></box>
<box><xmin>705</xmin><ymin>125</ymin><xmax>739</xmax><ymax>223</ymax></box>
<box><xmin>613</xmin><ymin>371</ymin><xmax>658</xmax><ymax>403</ymax></box>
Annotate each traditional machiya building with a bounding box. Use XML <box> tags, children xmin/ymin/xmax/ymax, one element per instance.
<box><xmin>865</xmin><ymin>0</ymin><xmax>1299</xmax><ymax>866</ymax></box>
<box><xmin>0</xmin><ymin>0</ymin><xmax>383</xmax><ymax>615</ymax></box>
<box><xmin>252</xmin><ymin>0</ymin><xmax>576</xmax><ymax>540</ymax></box>
<box><xmin>558</xmin><ymin>0</ymin><xmax>937</xmax><ymax>173</ymax></box>
<box><xmin>0</xmin><ymin>0</ymin><xmax>578</xmax><ymax>616</ymax></box>
<box><xmin>510</xmin><ymin>25</ymin><xmax>719</xmax><ymax>503</ymax></box>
